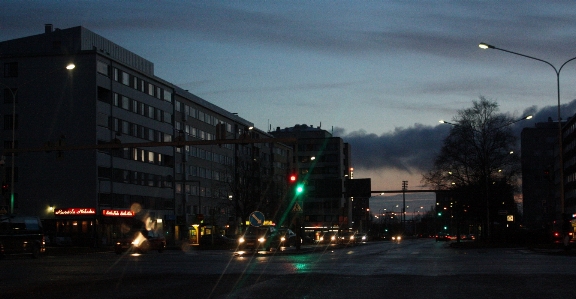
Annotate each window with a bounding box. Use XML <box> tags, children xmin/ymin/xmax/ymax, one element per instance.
<box><xmin>96</xmin><ymin>61</ymin><xmax>109</xmax><ymax>76</ymax></box>
<box><xmin>148</xmin><ymin>129</ymin><xmax>155</xmax><ymax>141</ymax></box>
<box><xmin>121</xmin><ymin>96</ymin><xmax>130</xmax><ymax>110</ymax></box>
<box><xmin>121</xmin><ymin>72</ymin><xmax>130</xmax><ymax>85</ymax></box>
<box><xmin>4</xmin><ymin>62</ymin><xmax>18</xmax><ymax>77</ymax></box>
<box><xmin>164</xmin><ymin>90</ymin><xmax>172</xmax><ymax>102</ymax></box>
<box><xmin>97</xmin><ymin>87</ymin><xmax>110</xmax><ymax>104</ymax></box>
<box><xmin>148</xmin><ymin>106</ymin><xmax>154</xmax><ymax>118</ymax></box>
<box><xmin>122</xmin><ymin>121</ymin><xmax>130</xmax><ymax>135</ymax></box>
<box><xmin>148</xmin><ymin>83</ymin><xmax>154</xmax><ymax>96</ymax></box>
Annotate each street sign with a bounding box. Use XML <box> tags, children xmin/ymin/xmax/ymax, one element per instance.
<box><xmin>249</xmin><ymin>211</ymin><xmax>265</xmax><ymax>227</ymax></box>
<box><xmin>292</xmin><ymin>202</ymin><xmax>302</xmax><ymax>212</ymax></box>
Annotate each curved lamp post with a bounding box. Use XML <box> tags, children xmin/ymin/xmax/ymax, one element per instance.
<box><xmin>479</xmin><ymin>42</ymin><xmax>576</xmax><ymax>215</ymax></box>
<box><xmin>0</xmin><ymin>63</ymin><xmax>75</xmax><ymax>214</ymax></box>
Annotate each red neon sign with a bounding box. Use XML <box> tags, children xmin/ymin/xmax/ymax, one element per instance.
<box><xmin>102</xmin><ymin>209</ymin><xmax>135</xmax><ymax>217</ymax></box>
<box><xmin>54</xmin><ymin>208</ymin><xmax>96</xmax><ymax>216</ymax></box>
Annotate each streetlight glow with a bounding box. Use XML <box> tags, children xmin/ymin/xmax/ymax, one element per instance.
<box><xmin>479</xmin><ymin>42</ymin><xmax>576</xmax><ymax>215</ymax></box>
<box><xmin>478</xmin><ymin>43</ymin><xmax>494</xmax><ymax>49</ymax></box>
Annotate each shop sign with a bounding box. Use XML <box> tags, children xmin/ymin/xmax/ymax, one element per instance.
<box><xmin>54</xmin><ymin>208</ymin><xmax>96</xmax><ymax>216</ymax></box>
<box><xmin>102</xmin><ymin>209</ymin><xmax>135</xmax><ymax>217</ymax></box>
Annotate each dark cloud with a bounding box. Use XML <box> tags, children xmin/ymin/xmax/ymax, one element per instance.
<box><xmin>334</xmin><ymin>124</ymin><xmax>449</xmax><ymax>173</ymax></box>
<box><xmin>338</xmin><ymin>99</ymin><xmax>576</xmax><ymax>173</ymax></box>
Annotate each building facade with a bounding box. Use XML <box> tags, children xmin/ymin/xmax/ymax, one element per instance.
<box><xmin>270</xmin><ymin>124</ymin><xmax>363</xmax><ymax>239</ymax></box>
<box><xmin>521</xmin><ymin>120</ymin><xmax>558</xmax><ymax>232</ymax></box>
<box><xmin>0</xmin><ymin>24</ymin><xmax>291</xmax><ymax>246</ymax></box>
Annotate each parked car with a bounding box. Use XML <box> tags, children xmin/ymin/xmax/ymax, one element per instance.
<box><xmin>0</xmin><ymin>215</ymin><xmax>46</xmax><ymax>259</ymax></box>
<box><xmin>115</xmin><ymin>229</ymin><xmax>166</xmax><ymax>254</ymax></box>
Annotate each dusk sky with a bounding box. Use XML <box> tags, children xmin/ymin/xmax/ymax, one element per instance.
<box><xmin>3</xmin><ymin>1</ymin><xmax>576</xmax><ymax>213</ymax></box>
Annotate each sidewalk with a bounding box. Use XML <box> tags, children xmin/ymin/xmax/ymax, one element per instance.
<box><xmin>449</xmin><ymin>240</ymin><xmax>576</xmax><ymax>256</ymax></box>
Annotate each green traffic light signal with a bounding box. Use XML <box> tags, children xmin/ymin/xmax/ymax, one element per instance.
<box><xmin>296</xmin><ymin>184</ymin><xmax>304</xmax><ymax>194</ymax></box>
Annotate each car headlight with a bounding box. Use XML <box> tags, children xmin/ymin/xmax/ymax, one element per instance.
<box><xmin>349</xmin><ymin>236</ymin><xmax>354</xmax><ymax>240</ymax></box>
<box><xmin>258</xmin><ymin>237</ymin><xmax>266</xmax><ymax>242</ymax></box>
<box><xmin>331</xmin><ymin>236</ymin><xmax>336</xmax><ymax>241</ymax></box>
<box><xmin>281</xmin><ymin>237</ymin><xmax>286</xmax><ymax>242</ymax></box>
<box><xmin>239</xmin><ymin>237</ymin><xmax>245</xmax><ymax>243</ymax></box>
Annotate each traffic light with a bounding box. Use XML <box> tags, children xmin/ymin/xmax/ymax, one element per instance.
<box><xmin>1</xmin><ymin>183</ymin><xmax>9</xmax><ymax>196</ymax></box>
<box><xmin>296</xmin><ymin>183</ymin><xmax>304</xmax><ymax>195</ymax></box>
<box><xmin>289</xmin><ymin>174</ymin><xmax>297</xmax><ymax>184</ymax></box>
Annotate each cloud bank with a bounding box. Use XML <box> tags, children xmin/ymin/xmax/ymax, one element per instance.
<box><xmin>337</xmin><ymin>99</ymin><xmax>576</xmax><ymax>175</ymax></box>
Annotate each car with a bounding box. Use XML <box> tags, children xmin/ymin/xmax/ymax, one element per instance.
<box><xmin>436</xmin><ymin>232</ymin><xmax>451</xmax><ymax>242</ymax></box>
<box><xmin>355</xmin><ymin>233</ymin><xmax>368</xmax><ymax>243</ymax></box>
<box><xmin>391</xmin><ymin>235</ymin><xmax>402</xmax><ymax>242</ymax></box>
<box><xmin>0</xmin><ymin>215</ymin><xmax>46</xmax><ymax>259</ymax></box>
<box><xmin>338</xmin><ymin>231</ymin><xmax>357</xmax><ymax>245</ymax></box>
<box><xmin>316</xmin><ymin>231</ymin><xmax>338</xmax><ymax>244</ymax></box>
<box><xmin>115</xmin><ymin>229</ymin><xmax>166</xmax><ymax>254</ymax></box>
<box><xmin>238</xmin><ymin>226</ymin><xmax>279</xmax><ymax>251</ymax></box>
<box><xmin>276</xmin><ymin>228</ymin><xmax>297</xmax><ymax>247</ymax></box>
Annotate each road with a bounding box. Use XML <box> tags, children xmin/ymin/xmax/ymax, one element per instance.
<box><xmin>1</xmin><ymin>239</ymin><xmax>574</xmax><ymax>298</ymax></box>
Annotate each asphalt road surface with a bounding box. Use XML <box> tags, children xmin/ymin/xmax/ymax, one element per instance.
<box><xmin>1</xmin><ymin>239</ymin><xmax>575</xmax><ymax>298</ymax></box>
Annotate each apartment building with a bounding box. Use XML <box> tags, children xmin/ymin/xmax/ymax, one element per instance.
<box><xmin>0</xmin><ymin>24</ymin><xmax>290</xmax><ymax>246</ymax></box>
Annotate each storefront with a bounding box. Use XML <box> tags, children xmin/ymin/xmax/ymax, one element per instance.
<box><xmin>43</xmin><ymin>207</ymin><xmax>98</xmax><ymax>247</ymax></box>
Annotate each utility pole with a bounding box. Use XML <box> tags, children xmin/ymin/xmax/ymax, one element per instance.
<box><xmin>402</xmin><ymin>181</ymin><xmax>408</xmax><ymax>231</ymax></box>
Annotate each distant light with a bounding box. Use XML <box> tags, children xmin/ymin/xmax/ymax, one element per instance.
<box><xmin>66</xmin><ymin>64</ymin><xmax>75</xmax><ymax>70</ymax></box>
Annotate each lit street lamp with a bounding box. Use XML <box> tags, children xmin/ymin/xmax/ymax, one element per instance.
<box><xmin>0</xmin><ymin>63</ymin><xmax>75</xmax><ymax>214</ymax></box>
<box><xmin>479</xmin><ymin>42</ymin><xmax>576</xmax><ymax>215</ymax></box>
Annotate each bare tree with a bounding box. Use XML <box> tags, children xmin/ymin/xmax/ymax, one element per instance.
<box><xmin>423</xmin><ymin>97</ymin><xmax>522</xmax><ymax>238</ymax></box>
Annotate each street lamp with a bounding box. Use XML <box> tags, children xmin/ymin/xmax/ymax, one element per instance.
<box><xmin>0</xmin><ymin>63</ymin><xmax>75</xmax><ymax>214</ymax></box>
<box><xmin>479</xmin><ymin>42</ymin><xmax>576</xmax><ymax>215</ymax></box>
